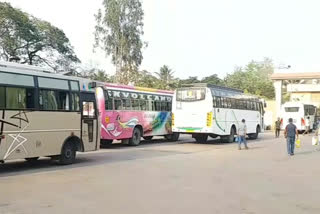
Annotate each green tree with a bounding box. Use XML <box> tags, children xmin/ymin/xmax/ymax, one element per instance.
<box><xmin>135</xmin><ymin>70</ymin><xmax>160</xmax><ymax>88</ymax></box>
<box><xmin>156</xmin><ymin>65</ymin><xmax>175</xmax><ymax>89</ymax></box>
<box><xmin>94</xmin><ymin>0</ymin><xmax>146</xmax><ymax>84</ymax></box>
<box><xmin>201</xmin><ymin>74</ymin><xmax>224</xmax><ymax>86</ymax></box>
<box><xmin>225</xmin><ymin>58</ymin><xmax>275</xmax><ymax>99</ymax></box>
<box><xmin>0</xmin><ymin>2</ymin><xmax>80</xmax><ymax>71</ymax></box>
<box><xmin>178</xmin><ymin>76</ymin><xmax>200</xmax><ymax>87</ymax></box>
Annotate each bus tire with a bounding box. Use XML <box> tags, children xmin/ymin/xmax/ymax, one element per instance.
<box><xmin>143</xmin><ymin>136</ymin><xmax>153</xmax><ymax>141</ymax></box>
<box><xmin>59</xmin><ymin>141</ymin><xmax>76</xmax><ymax>165</ymax></box>
<box><xmin>100</xmin><ymin>139</ymin><xmax>113</xmax><ymax>147</ymax></box>
<box><xmin>129</xmin><ymin>127</ymin><xmax>142</xmax><ymax>146</ymax></box>
<box><xmin>194</xmin><ymin>134</ymin><xmax>208</xmax><ymax>143</ymax></box>
<box><xmin>25</xmin><ymin>157</ymin><xmax>39</xmax><ymax>163</ymax></box>
<box><xmin>249</xmin><ymin>126</ymin><xmax>260</xmax><ymax>139</ymax></box>
<box><xmin>222</xmin><ymin>127</ymin><xmax>236</xmax><ymax>143</ymax></box>
<box><xmin>165</xmin><ymin>133</ymin><xmax>180</xmax><ymax>141</ymax></box>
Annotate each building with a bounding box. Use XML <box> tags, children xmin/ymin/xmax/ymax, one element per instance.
<box><xmin>271</xmin><ymin>71</ymin><xmax>320</xmax><ymax>118</ymax></box>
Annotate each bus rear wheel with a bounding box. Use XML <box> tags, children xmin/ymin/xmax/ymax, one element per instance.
<box><xmin>194</xmin><ymin>134</ymin><xmax>208</xmax><ymax>143</ymax></box>
<box><xmin>249</xmin><ymin>126</ymin><xmax>260</xmax><ymax>139</ymax></box>
<box><xmin>129</xmin><ymin>127</ymin><xmax>142</xmax><ymax>146</ymax></box>
<box><xmin>221</xmin><ymin>127</ymin><xmax>236</xmax><ymax>143</ymax></box>
<box><xmin>100</xmin><ymin>139</ymin><xmax>113</xmax><ymax>147</ymax></box>
<box><xmin>165</xmin><ymin>133</ymin><xmax>180</xmax><ymax>141</ymax></box>
<box><xmin>143</xmin><ymin>136</ymin><xmax>153</xmax><ymax>141</ymax></box>
<box><xmin>59</xmin><ymin>142</ymin><xmax>76</xmax><ymax>165</ymax></box>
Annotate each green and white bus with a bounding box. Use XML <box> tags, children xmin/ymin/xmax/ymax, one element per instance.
<box><xmin>0</xmin><ymin>61</ymin><xmax>100</xmax><ymax>164</ymax></box>
<box><xmin>172</xmin><ymin>84</ymin><xmax>265</xmax><ymax>143</ymax></box>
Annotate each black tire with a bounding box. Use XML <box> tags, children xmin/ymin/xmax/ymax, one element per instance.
<box><xmin>59</xmin><ymin>142</ymin><xmax>76</xmax><ymax>165</ymax></box>
<box><xmin>194</xmin><ymin>134</ymin><xmax>208</xmax><ymax>143</ymax></box>
<box><xmin>249</xmin><ymin>126</ymin><xmax>260</xmax><ymax>139</ymax></box>
<box><xmin>143</xmin><ymin>136</ymin><xmax>153</xmax><ymax>141</ymax></box>
<box><xmin>165</xmin><ymin>133</ymin><xmax>180</xmax><ymax>141</ymax></box>
<box><xmin>222</xmin><ymin>127</ymin><xmax>236</xmax><ymax>143</ymax></box>
<box><xmin>25</xmin><ymin>157</ymin><xmax>39</xmax><ymax>163</ymax></box>
<box><xmin>129</xmin><ymin>127</ymin><xmax>142</xmax><ymax>146</ymax></box>
<box><xmin>100</xmin><ymin>139</ymin><xmax>113</xmax><ymax>147</ymax></box>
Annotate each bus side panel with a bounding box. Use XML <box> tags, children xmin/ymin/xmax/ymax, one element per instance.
<box><xmin>0</xmin><ymin>111</ymin><xmax>80</xmax><ymax>161</ymax></box>
<box><xmin>100</xmin><ymin>111</ymin><xmax>171</xmax><ymax>140</ymax></box>
<box><xmin>213</xmin><ymin>108</ymin><xmax>261</xmax><ymax>135</ymax></box>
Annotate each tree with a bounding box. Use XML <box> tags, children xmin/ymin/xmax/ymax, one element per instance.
<box><xmin>225</xmin><ymin>58</ymin><xmax>275</xmax><ymax>99</ymax></box>
<box><xmin>178</xmin><ymin>76</ymin><xmax>200</xmax><ymax>87</ymax></box>
<box><xmin>156</xmin><ymin>65</ymin><xmax>175</xmax><ymax>89</ymax></box>
<box><xmin>201</xmin><ymin>74</ymin><xmax>224</xmax><ymax>86</ymax></box>
<box><xmin>94</xmin><ymin>0</ymin><xmax>146</xmax><ymax>83</ymax></box>
<box><xmin>0</xmin><ymin>2</ymin><xmax>80</xmax><ymax>71</ymax></box>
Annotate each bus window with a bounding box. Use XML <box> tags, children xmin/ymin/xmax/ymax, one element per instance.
<box><xmin>0</xmin><ymin>87</ymin><xmax>4</xmax><ymax>108</ymax></box>
<box><xmin>139</xmin><ymin>100</ymin><xmax>147</xmax><ymax>111</ymax></box>
<box><xmin>161</xmin><ymin>102</ymin><xmax>167</xmax><ymax>111</ymax></box>
<box><xmin>154</xmin><ymin>101</ymin><xmax>161</xmax><ymax>111</ymax></box>
<box><xmin>58</xmin><ymin>91</ymin><xmax>69</xmax><ymax>110</ymax></box>
<box><xmin>122</xmin><ymin>99</ymin><xmax>131</xmax><ymax>110</ymax></box>
<box><xmin>132</xmin><ymin>99</ymin><xmax>140</xmax><ymax>110</ymax></box>
<box><xmin>6</xmin><ymin>87</ymin><xmax>27</xmax><ymax>109</ymax></box>
<box><xmin>285</xmin><ymin>107</ymin><xmax>299</xmax><ymax>112</ymax></box>
<box><xmin>166</xmin><ymin>102</ymin><xmax>172</xmax><ymax>111</ymax></box>
<box><xmin>71</xmin><ymin>93</ymin><xmax>80</xmax><ymax>111</ymax></box>
<box><xmin>216</xmin><ymin>97</ymin><xmax>221</xmax><ymax>108</ymax></box>
<box><xmin>114</xmin><ymin>99</ymin><xmax>122</xmax><ymax>110</ymax></box>
<box><xmin>212</xmin><ymin>96</ymin><xmax>217</xmax><ymax>107</ymax></box>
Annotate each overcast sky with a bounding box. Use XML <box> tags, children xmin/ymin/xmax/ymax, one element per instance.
<box><xmin>5</xmin><ymin>0</ymin><xmax>320</xmax><ymax>78</ymax></box>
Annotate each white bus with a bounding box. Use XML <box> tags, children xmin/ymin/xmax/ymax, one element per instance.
<box><xmin>280</xmin><ymin>102</ymin><xmax>316</xmax><ymax>132</ymax></box>
<box><xmin>172</xmin><ymin>84</ymin><xmax>265</xmax><ymax>143</ymax></box>
<box><xmin>0</xmin><ymin>61</ymin><xmax>100</xmax><ymax>164</ymax></box>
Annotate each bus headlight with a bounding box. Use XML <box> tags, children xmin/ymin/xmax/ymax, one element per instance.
<box><xmin>207</xmin><ymin>112</ymin><xmax>212</xmax><ymax>127</ymax></box>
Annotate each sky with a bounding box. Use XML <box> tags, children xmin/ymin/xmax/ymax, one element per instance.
<box><xmin>5</xmin><ymin>0</ymin><xmax>320</xmax><ymax>78</ymax></box>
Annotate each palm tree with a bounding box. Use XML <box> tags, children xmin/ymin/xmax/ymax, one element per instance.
<box><xmin>156</xmin><ymin>65</ymin><xmax>174</xmax><ymax>89</ymax></box>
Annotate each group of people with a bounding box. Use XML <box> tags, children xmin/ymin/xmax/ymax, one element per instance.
<box><xmin>274</xmin><ymin>117</ymin><xmax>320</xmax><ymax>156</ymax></box>
<box><xmin>237</xmin><ymin>117</ymin><xmax>320</xmax><ymax>156</ymax></box>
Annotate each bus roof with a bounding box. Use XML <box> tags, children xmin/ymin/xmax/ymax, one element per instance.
<box><xmin>180</xmin><ymin>83</ymin><xmax>243</xmax><ymax>93</ymax></box>
<box><xmin>99</xmin><ymin>83</ymin><xmax>174</xmax><ymax>95</ymax></box>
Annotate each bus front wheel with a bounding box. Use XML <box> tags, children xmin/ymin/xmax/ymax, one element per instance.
<box><xmin>59</xmin><ymin>142</ymin><xmax>76</xmax><ymax>165</ymax></box>
<box><xmin>129</xmin><ymin>127</ymin><xmax>142</xmax><ymax>146</ymax></box>
<box><xmin>194</xmin><ymin>134</ymin><xmax>208</xmax><ymax>143</ymax></box>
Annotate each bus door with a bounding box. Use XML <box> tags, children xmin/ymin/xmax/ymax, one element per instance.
<box><xmin>80</xmin><ymin>92</ymin><xmax>99</xmax><ymax>151</ymax></box>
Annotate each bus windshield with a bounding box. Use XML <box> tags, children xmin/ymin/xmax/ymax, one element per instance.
<box><xmin>176</xmin><ymin>88</ymin><xmax>206</xmax><ymax>102</ymax></box>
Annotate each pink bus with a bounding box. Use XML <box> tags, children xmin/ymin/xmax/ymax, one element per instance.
<box><xmin>94</xmin><ymin>83</ymin><xmax>180</xmax><ymax>146</ymax></box>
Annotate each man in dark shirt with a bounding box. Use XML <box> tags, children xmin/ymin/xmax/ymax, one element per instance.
<box><xmin>284</xmin><ymin>118</ymin><xmax>299</xmax><ymax>156</ymax></box>
<box><xmin>275</xmin><ymin>118</ymin><xmax>281</xmax><ymax>138</ymax></box>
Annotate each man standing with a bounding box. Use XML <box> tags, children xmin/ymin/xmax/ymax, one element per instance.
<box><xmin>284</xmin><ymin>118</ymin><xmax>299</xmax><ymax>156</ymax></box>
<box><xmin>303</xmin><ymin>116</ymin><xmax>310</xmax><ymax>135</ymax></box>
<box><xmin>275</xmin><ymin>118</ymin><xmax>281</xmax><ymax>138</ymax></box>
<box><xmin>238</xmin><ymin>119</ymin><xmax>248</xmax><ymax>150</ymax></box>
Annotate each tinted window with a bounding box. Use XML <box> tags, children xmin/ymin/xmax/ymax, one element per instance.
<box><xmin>132</xmin><ymin>99</ymin><xmax>140</xmax><ymax>110</ymax></box>
<box><xmin>0</xmin><ymin>72</ymin><xmax>34</xmax><ymax>86</ymax></box>
<box><xmin>6</xmin><ymin>88</ymin><xmax>26</xmax><ymax>109</ymax></box>
<box><xmin>114</xmin><ymin>99</ymin><xmax>122</xmax><ymax>110</ymax></box>
<box><xmin>122</xmin><ymin>99</ymin><xmax>131</xmax><ymax>110</ymax></box>
<box><xmin>139</xmin><ymin>100</ymin><xmax>147</xmax><ymax>111</ymax></box>
<box><xmin>71</xmin><ymin>93</ymin><xmax>80</xmax><ymax>111</ymax></box>
<box><xmin>285</xmin><ymin>107</ymin><xmax>299</xmax><ymax>112</ymax></box>
<box><xmin>39</xmin><ymin>90</ymin><xmax>69</xmax><ymax>111</ymax></box>
<box><xmin>105</xmin><ymin>98</ymin><xmax>113</xmax><ymax>110</ymax></box>
<box><xmin>38</xmin><ymin>77</ymin><xmax>69</xmax><ymax>90</ymax></box>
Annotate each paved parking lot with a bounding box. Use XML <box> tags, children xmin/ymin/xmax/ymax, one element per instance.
<box><xmin>1</xmin><ymin>132</ymin><xmax>320</xmax><ymax>214</ymax></box>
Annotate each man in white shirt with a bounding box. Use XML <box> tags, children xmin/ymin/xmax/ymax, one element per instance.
<box><xmin>303</xmin><ymin>116</ymin><xmax>310</xmax><ymax>135</ymax></box>
<box><xmin>237</xmin><ymin>119</ymin><xmax>248</xmax><ymax>150</ymax></box>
